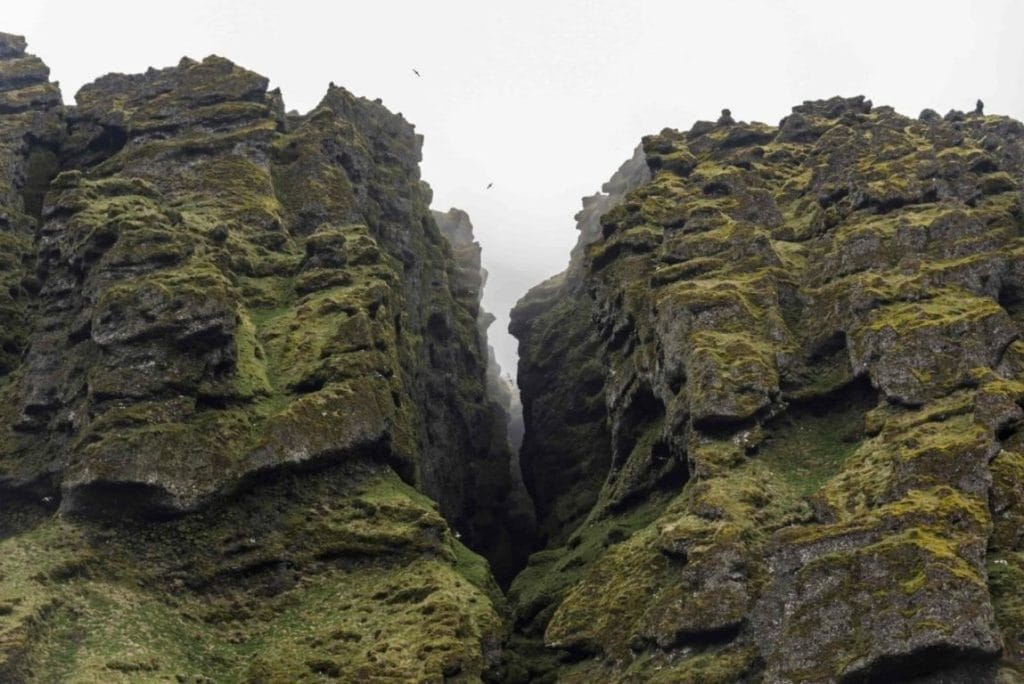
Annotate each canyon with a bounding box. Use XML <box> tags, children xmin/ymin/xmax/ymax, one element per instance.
<box><xmin>1</xmin><ymin>33</ymin><xmax>1023</xmax><ymax>683</ymax></box>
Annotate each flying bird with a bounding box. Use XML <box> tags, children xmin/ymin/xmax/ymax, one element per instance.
<box><xmin>412</xmin><ymin>68</ymin><xmax>421</xmax><ymax>77</ymax></box>
<box><xmin>486</xmin><ymin>182</ymin><xmax>493</xmax><ymax>189</ymax></box>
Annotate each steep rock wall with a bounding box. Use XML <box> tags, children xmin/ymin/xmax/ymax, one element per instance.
<box><xmin>0</xmin><ymin>34</ymin><xmax>514</xmax><ymax>682</ymax></box>
<box><xmin>5</xmin><ymin>28</ymin><xmax>1024</xmax><ymax>683</ymax></box>
<box><xmin>432</xmin><ymin>206</ymin><xmax>535</xmax><ymax>584</ymax></box>
<box><xmin>433</xmin><ymin>208</ymin><xmax>524</xmax><ymax>450</ymax></box>
<box><xmin>510</xmin><ymin>97</ymin><xmax>1024</xmax><ymax>682</ymax></box>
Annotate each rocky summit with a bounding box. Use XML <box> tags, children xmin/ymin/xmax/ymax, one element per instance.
<box><xmin>0</xmin><ymin>31</ymin><xmax>1022</xmax><ymax>684</ymax></box>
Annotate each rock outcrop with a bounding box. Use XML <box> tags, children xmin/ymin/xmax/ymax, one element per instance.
<box><xmin>0</xmin><ymin>34</ymin><xmax>516</xmax><ymax>682</ymax></box>
<box><xmin>510</xmin><ymin>96</ymin><xmax>1024</xmax><ymax>682</ymax></box>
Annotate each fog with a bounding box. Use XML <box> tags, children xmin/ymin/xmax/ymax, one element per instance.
<box><xmin>6</xmin><ymin>0</ymin><xmax>1023</xmax><ymax>375</ymax></box>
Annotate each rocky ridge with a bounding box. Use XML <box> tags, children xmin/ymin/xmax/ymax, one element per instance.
<box><xmin>510</xmin><ymin>96</ymin><xmax>1024</xmax><ymax>682</ymax></box>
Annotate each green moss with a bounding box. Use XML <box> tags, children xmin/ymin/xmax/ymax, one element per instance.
<box><xmin>96</xmin><ymin>121</ymin><xmax>279</xmax><ymax>178</ymax></box>
<box><xmin>128</xmin><ymin>100</ymin><xmax>272</xmax><ymax>137</ymax></box>
<box><xmin>175</xmin><ymin>155</ymin><xmax>285</xmax><ymax>225</ymax></box>
<box><xmin>0</xmin><ymin>55</ymin><xmax>50</xmax><ymax>84</ymax></box>
<box><xmin>543</xmin><ymin>525</ymin><xmax>672</xmax><ymax>658</ymax></box>
<box><xmin>778</xmin><ymin>484</ymin><xmax>990</xmax><ymax>571</ymax></box>
<box><xmin>861</xmin><ymin>290</ymin><xmax>1003</xmax><ymax>333</ymax></box>
<box><xmin>242</xmin><ymin>557</ymin><xmax>501</xmax><ymax>683</ymax></box>
<box><xmin>509</xmin><ymin>99</ymin><xmax>1024</xmax><ymax>681</ymax></box>
<box><xmin>230</xmin><ymin>310</ymin><xmax>272</xmax><ymax>399</ymax></box>
<box><xmin>767</xmin><ymin>483</ymin><xmax>993</xmax><ymax>681</ymax></box>
<box><xmin>0</xmin><ymin>233</ymin><xmax>31</xmax><ymax>375</ymax></box>
<box><xmin>598</xmin><ymin>417</ymin><xmax>667</xmax><ymax>510</ymax></box>
<box><xmin>686</xmin><ymin>330</ymin><xmax>779</xmax><ymax>423</ymax></box>
<box><xmin>0</xmin><ymin>81</ymin><xmax>61</xmax><ymax>111</ymax></box>
<box><xmin>660</xmin><ymin>460</ymin><xmax>812</xmax><ymax>549</ymax></box>
<box><xmin>270</xmin><ymin>118</ymin><xmax>359</xmax><ymax>228</ymax></box>
<box><xmin>260</xmin><ymin>285</ymin><xmax>394</xmax><ymax>393</ymax></box>
<box><xmin>815</xmin><ymin>410</ymin><xmax>986</xmax><ymax>518</ymax></box>
<box><xmin>758</xmin><ymin>385</ymin><xmax>874</xmax><ymax>496</ymax></box>
<box><xmin>0</xmin><ymin>465</ymin><xmax>504</xmax><ymax>683</ymax></box>
<box><xmin>558</xmin><ymin>640</ymin><xmax>758</xmax><ymax>683</ymax></box>
<box><xmin>238</xmin><ymin>279</ymin><xmax>295</xmax><ymax>310</ymax></box>
<box><xmin>508</xmin><ymin>494</ymin><xmax>669</xmax><ymax>641</ymax></box>
<box><xmin>989</xmin><ymin>552</ymin><xmax>1024</xmax><ymax>673</ymax></box>
<box><xmin>538</xmin><ymin>461</ymin><xmax>809</xmax><ymax>663</ymax></box>
<box><xmin>587</xmin><ymin>224</ymin><xmax>663</xmax><ymax>270</ymax></box>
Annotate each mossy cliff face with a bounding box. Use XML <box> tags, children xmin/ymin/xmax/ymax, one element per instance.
<box><xmin>0</xmin><ymin>32</ymin><xmax>62</xmax><ymax>382</ymax></box>
<box><xmin>510</xmin><ymin>97</ymin><xmax>1024</xmax><ymax>682</ymax></box>
<box><xmin>5</xmin><ymin>30</ymin><xmax>1024</xmax><ymax>682</ymax></box>
<box><xmin>432</xmin><ymin>208</ymin><xmax>521</xmax><ymax>441</ymax></box>
<box><xmin>0</xmin><ymin>35</ymin><xmax>519</xmax><ymax>681</ymax></box>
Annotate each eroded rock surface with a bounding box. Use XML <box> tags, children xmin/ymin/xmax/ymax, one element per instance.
<box><xmin>509</xmin><ymin>96</ymin><xmax>1024</xmax><ymax>682</ymax></box>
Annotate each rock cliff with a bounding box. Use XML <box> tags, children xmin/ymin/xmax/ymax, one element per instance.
<box><xmin>510</xmin><ymin>97</ymin><xmax>1024</xmax><ymax>682</ymax></box>
<box><xmin>0</xmin><ymin>33</ymin><xmax>519</xmax><ymax>682</ymax></box>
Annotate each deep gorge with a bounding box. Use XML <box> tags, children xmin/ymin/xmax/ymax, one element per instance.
<box><xmin>1</xmin><ymin>32</ymin><xmax>1023</xmax><ymax>683</ymax></box>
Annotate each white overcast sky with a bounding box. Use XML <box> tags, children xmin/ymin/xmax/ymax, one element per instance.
<box><xmin>5</xmin><ymin>0</ymin><xmax>1024</xmax><ymax>374</ymax></box>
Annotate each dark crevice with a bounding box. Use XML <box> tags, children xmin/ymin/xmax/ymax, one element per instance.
<box><xmin>702</xmin><ymin>180</ymin><xmax>731</xmax><ymax>197</ymax></box>
<box><xmin>838</xmin><ymin>645</ymin><xmax>999</xmax><ymax>684</ymax></box>
<box><xmin>669</xmin><ymin>623</ymin><xmax>745</xmax><ymax>650</ymax></box>
<box><xmin>783</xmin><ymin>373</ymin><xmax>878</xmax><ymax>414</ymax></box>
<box><xmin>613</xmin><ymin>387</ymin><xmax>665</xmax><ymax>464</ymax></box>
<box><xmin>998</xmin><ymin>281</ymin><xmax>1024</xmax><ymax>323</ymax></box>
<box><xmin>70</xmin><ymin>124</ymin><xmax>128</xmax><ymax>169</ymax></box>
<box><xmin>694</xmin><ymin>412</ymin><xmax>763</xmax><ymax>436</ymax></box>
<box><xmin>62</xmin><ymin>481</ymin><xmax>183</xmax><ymax>521</ymax></box>
<box><xmin>19</xmin><ymin>147</ymin><xmax>60</xmax><ymax>222</ymax></box>
<box><xmin>781</xmin><ymin>329</ymin><xmax>853</xmax><ymax>398</ymax></box>
<box><xmin>0</xmin><ymin>482</ymin><xmax>61</xmax><ymax>540</ymax></box>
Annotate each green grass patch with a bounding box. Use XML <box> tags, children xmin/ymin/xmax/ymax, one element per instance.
<box><xmin>759</xmin><ymin>380</ymin><xmax>876</xmax><ymax>496</ymax></box>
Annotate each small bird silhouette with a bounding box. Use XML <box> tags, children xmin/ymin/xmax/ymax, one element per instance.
<box><xmin>486</xmin><ymin>182</ymin><xmax>493</xmax><ymax>189</ymax></box>
<box><xmin>412</xmin><ymin>68</ymin><xmax>421</xmax><ymax>77</ymax></box>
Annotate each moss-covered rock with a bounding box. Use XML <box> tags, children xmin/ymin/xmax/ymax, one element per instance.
<box><xmin>0</xmin><ymin>35</ymin><xmax>519</xmax><ymax>681</ymax></box>
<box><xmin>510</xmin><ymin>97</ymin><xmax>1024</xmax><ymax>681</ymax></box>
<box><xmin>0</xmin><ymin>462</ymin><xmax>507</xmax><ymax>683</ymax></box>
<box><xmin>0</xmin><ymin>34</ymin><xmax>63</xmax><ymax>382</ymax></box>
